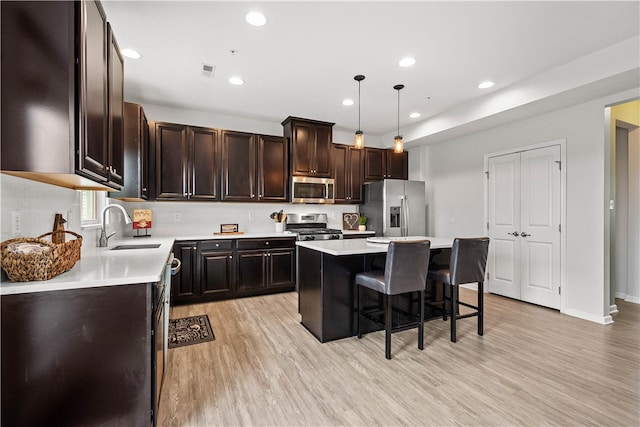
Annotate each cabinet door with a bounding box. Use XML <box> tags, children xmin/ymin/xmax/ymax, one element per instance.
<box><xmin>1</xmin><ymin>2</ymin><xmax>75</xmax><ymax>174</ymax></box>
<box><xmin>190</xmin><ymin>127</ymin><xmax>219</xmax><ymax>200</ymax></box>
<box><xmin>258</xmin><ymin>135</ymin><xmax>288</xmax><ymax>201</ymax></box>
<box><xmin>141</xmin><ymin>112</ymin><xmax>149</xmax><ymax>199</ymax></box>
<box><xmin>290</xmin><ymin>121</ymin><xmax>314</xmax><ymax>176</ymax></box>
<box><xmin>236</xmin><ymin>250</ymin><xmax>267</xmax><ymax>291</ymax></box>
<box><xmin>332</xmin><ymin>144</ymin><xmax>348</xmax><ymax>202</ymax></box>
<box><xmin>387</xmin><ymin>150</ymin><xmax>408</xmax><ymax>179</ymax></box>
<box><xmin>171</xmin><ymin>242</ymin><xmax>198</xmax><ymax>303</ymax></box>
<box><xmin>268</xmin><ymin>248</ymin><xmax>295</xmax><ymax>288</ymax></box>
<box><xmin>155</xmin><ymin>122</ymin><xmax>188</xmax><ymax>200</ymax></box>
<box><xmin>313</xmin><ymin>124</ymin><xmax>333</xmax><ymax>177</ymax></box>
<box><xmin>348</xmin><ymin>146</ymin><xmax>364</xmax><ymax>202</ymax></box>
<box><xmin>221</xmin><ymin>131</ymin><xmax>256</xmax><ymax>201</ymax></box>
<box><xmin>79</xmin><ymin>0</ymin><xmax>109</xmax><ymax>182</ymax></box>
<box><xmin>107</xmin><ymin>24</ymin><xmax>124</xmax><ymax>186</ymax></box>
<box><xmin>364</xmin><ymin>148</ymin><xmax>387</xmax><ymax>181</ymax></box>
<box><xmin>200</xmin><ymin>250</ymin><xmax>234</xmax><ymax>297</ymax></box>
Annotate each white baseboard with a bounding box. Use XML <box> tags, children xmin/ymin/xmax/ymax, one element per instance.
<box><xmin>562</xmin><ymin>307</ymin><xmax>614</xmax><ymax>325</ymax></box>
<box><xmin>609</xmin><ymin>304</ymin><xmax>619</xmax><ymax>314</ymax></box>
<box><xmin>615</xmin><ymin>291</ymin><xmax>627</xmax><ymax>299</ymax></box>
<box><xmin>624</xmin><ymin>295</ymin><xmax>640</xmax><ymax>304</ymax></box>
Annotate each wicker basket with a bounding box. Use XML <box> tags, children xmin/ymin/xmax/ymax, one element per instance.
<box><xmin>0</xmin><ymin>230</ymin><xmax>82</xmax><ymax>282</ymax></box>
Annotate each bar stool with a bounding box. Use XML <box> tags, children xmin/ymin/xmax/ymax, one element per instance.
<box><xmin>355</xmin><ymin>240</ymin><xmax>431</xmax><ymax>359</ymax></box>
<box><xmin>427</xmin><ymin>237</ymin><xmax>489</xmax><ymax>343</ymax></box>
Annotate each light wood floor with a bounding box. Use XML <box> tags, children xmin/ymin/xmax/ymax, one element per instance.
<box><xmin>160</xmin><ymin>290</ymin><xmax>639</xmax><ymax>426</ymax></box>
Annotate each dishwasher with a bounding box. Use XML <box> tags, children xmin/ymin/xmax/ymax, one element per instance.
<box><xmin>153</xmin><ymin>252</ymin><xmax>181</xmax><ymax>426</ymax></box>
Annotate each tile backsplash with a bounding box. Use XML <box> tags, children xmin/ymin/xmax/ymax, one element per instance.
<box><xmin>0</xmin><ymin>174</ymin><xmax>82</xmax><ymax>242</ymax></box>
<box><xmin>1</xmin><ymin>175</ymin><xmax>361</xmax><ymax>249</ymax></box>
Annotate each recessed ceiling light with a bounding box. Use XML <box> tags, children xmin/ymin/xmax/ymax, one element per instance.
<box><xmin>229</xmin><ymin>76</ymin><xmax>245</xmax><ymax>85</ymax></box>
<box><xmin>398</xmin><ymin>57</ymin><xmax>416</xmax><ymax>67</ymax></box>
<box><xmin>409</xmin><ymin>112</ymin><xmax>421</xmax><ymax>119</ymax></box>
<box><xmin>246</xmin><ymin>11</ymin><xmax>267</xmax><ymax>26</ymax></box>
<box><xmin>342</xmin><ymin>99</ymin><xmax>354</xmax><ymax>106</ymax></box>
<box><xmin>121</xmin><ymin>48</ymin><xmax>141</xmax><ymax>59</ymax></box>
<box><xmin>478</xmin><ymin>81</ymin><xmax>494</xmax><ymax>89</ymax></box>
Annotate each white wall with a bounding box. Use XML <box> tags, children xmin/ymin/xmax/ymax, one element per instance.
<box><xmin>628</xmin><ymin>127</ymin><xmax>640</xmax><ymax>303</ymax></box>
<box><xmin>413</xmin><ymin>88</ymin><xmax>640</xmax><ymax>324</ymax></box>
<box><xmin>141</xmin><ymin>102</ymin><xmax>382</xmax><ymax>148</ymax></box>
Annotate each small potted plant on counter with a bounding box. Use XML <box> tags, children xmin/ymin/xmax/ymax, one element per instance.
<box><xmin>358</xmin><ymin>215</ymin><xmax>367</xmax><ymax>231</ymax></box>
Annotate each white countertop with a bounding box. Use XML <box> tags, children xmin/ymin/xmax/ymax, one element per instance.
<box><xmin>296</xmin><ymin>236</ymin><xmax>454</xmax><ymax>256</ymax></box>
<box><xmin>0</xmin><ymin>237</ymin><xmax>175</xmax><ymax>296</ymax></box>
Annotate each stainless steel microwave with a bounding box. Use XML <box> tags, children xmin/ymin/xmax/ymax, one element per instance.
<box><xmin>290</xmin><ymin>176</ymin><xmax>335</xmax><ymax>204</ymax></box>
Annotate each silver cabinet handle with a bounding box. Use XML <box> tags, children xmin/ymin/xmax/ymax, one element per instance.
<box><xmin>508</xmin><ymin>231</ymin><xmax>520</xmax><ymax>236</ymax></box>
<box><xmin>521</xmin><ymin>232</ymin><xmax>531</xmax><ymax>237</ymax></box>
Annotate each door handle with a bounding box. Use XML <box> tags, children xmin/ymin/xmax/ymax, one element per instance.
<box><xmin>520</xmin><ymin>232</ymin><xmax>531</xmax><ymax>237</ymax></box>
<box><xmin>507</xmin><ymin>231</ymin><xmax>519</xmax><ymax>236</ymax></box>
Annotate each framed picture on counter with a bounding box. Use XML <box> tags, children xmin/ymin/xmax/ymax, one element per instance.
<box><xmin>342</xmin><ymin>213</ymin><xmax>359</xmax><ymax>230</ymax></box>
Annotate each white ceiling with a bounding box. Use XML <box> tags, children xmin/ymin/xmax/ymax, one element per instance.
<box><xmin>102</xmin><ymin>1</ymin><xmax>640</xmax><ymax>146</ymax></box>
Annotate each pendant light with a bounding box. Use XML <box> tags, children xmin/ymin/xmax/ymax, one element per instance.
<box><xmin>354</xmin><ymin>75</ymin><xmax>365</xmax><ymax>149</ymax></box>
<box><xmin>393</xmin><ymin>84</ymin><xmax>404</xmax><ymax>153</ymax></box>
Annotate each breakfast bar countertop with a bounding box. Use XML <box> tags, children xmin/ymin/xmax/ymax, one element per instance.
<box><xmin>0</xmin><ymin>237</ymin><xmax>176</xmax><ymax>296</ymax></box>
<box><xmin>296</xmin><ymin>236</ymin><xmax>454</xmax><ymax>256</ymax></box>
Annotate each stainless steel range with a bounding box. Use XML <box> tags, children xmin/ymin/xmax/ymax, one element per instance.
<box><xmin>285</xmin><ymin>213</ymin><xmax>343</xmax><ymax>241</ymax></box>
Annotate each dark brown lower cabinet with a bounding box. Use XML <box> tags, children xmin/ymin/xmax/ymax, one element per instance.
<box><xmin>199</xmin><ymin>240</ymin><xmax>234</xmax><ymax>299</ymax></box>
<box><xmin>1</xmin><ymin>284</ymin><xmax>152</xmax><ymax>426</ymax></box>
<box><xmin>171</xmin><ymin>241</ymin><xmax>199</xmax><ymax>302</ymax></box>
<box><xmin>172</xmin><ymin>237</ymin><xmax>295</xmax><ymax>305</ymax></box>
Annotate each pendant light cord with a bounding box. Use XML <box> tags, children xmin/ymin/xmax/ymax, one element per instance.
<box><xmin>358</xmin><ymin>79</ymin><xmax>362</xmax><ymax>131</ymax></box>
<box><xmin>397</xmin><ymin>88</ymin><xmax>400</xmax><ymax>136</ymax></box>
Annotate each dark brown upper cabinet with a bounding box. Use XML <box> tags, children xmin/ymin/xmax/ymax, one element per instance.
<box><xmin>258</xmin><ymin>135</ymin><xmax>289</xmax><ymax>202</ymax></box>
<box><xmin>110</xmin><ymin>102</ymin><xmax>149</xmax><ymax>201</ymax></box>
<box><xmin>332</xmin><ymin>144</ymin><xmax>364</xmax><ymax>204</ymax></box>
<box><xmin>282</xmin><ymin>116</ymin><xmax>334</xmax><ymax>177</ymax></box>
<box><xmin>106</xmin><ymin>23</ymin><xmax>124</xmax><ymax>187</ymax></box>
<box><xmin>221</xmin><ymin>131</ymin><xmax>288</xmax><ymax>202</ymax></box>
<box><xmin>221</xmin><ymin>130</ymin><xmax>256</xmax><ymax>201</ymax></box>
<box><xmin>0</xmin><ymin>1</ymin><xmax>124</xmax><ymax>190</ymax></box>
<box><xmin>152</xmin><ymin>122</ymin><xmax>219</xmax><ymax>201</ymax></box>
<box><xmin>363</xmin><ymin>148</ymin><xmax>408</xmax><ymax>181</ymax></box>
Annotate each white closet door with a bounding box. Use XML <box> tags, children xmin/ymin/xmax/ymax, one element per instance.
<box><xmin>488</xmin><ymin>145</ymin><xmax>561</xmax><ymax>309</ymax></box>
<box><xmin>488</xmin><ymin>153</ymin><xmax>521</xmax><ymax>299</ymax></box>
<box><xmin>520</xmin><ymin>146</ymin><xmax>561</xmax><ymax>309</ymax></box>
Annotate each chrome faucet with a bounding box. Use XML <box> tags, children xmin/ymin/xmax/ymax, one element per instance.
<box><xmin>98</xmin><ymin>204</ymin><xmax>133</xmax><ymax>247</ymax></box>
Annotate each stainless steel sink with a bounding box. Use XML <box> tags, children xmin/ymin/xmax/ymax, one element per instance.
<box><xmin>110</xmin><ymin>243</ymin><xmax>161</xmax><ymax>250</ymax></box>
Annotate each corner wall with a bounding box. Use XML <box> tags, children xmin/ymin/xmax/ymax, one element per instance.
<box><xmin>414</xmin><ymin>88</ymin><xmax>639</xmax><ymax>323</ymax></box>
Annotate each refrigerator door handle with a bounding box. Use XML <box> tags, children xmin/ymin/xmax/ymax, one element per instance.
<box><xmin>400</xmin><ymin>195</ymin><xmax>408</xmax><ymax>237</ymax></box>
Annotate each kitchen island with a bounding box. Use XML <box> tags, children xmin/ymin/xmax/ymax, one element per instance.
<box><xmin>296</xmin><ymin>237</ymin><xmax>453</xmax><ymax>343</ymax></box>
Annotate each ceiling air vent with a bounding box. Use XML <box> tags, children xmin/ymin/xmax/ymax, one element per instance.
<box><xmin>201</xmin><ymin>63</ymin><xmax>215</xmax><ymax>78</ymax></box>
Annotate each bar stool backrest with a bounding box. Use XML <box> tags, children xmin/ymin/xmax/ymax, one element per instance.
<box><xmin>384</xmin><ymin>240</ymin><xmax>431</xmax><ymax>295</ymax></box>
<box><xmin>449</xmin><ymin>237</ymin><xmax>490</xmax><ymax>286</ymax></box>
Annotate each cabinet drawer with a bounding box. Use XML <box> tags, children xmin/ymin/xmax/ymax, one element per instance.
<box><xmin>200</xmin><ymin>240</ymin><xmax>234</xmax><ymax>251</ymax></box>
<box><xmin>236</xmin><ymin>238</ymin><xmax>295</xmax><ymax>250</ymax></box>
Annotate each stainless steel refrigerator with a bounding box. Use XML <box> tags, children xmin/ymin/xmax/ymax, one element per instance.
<box><xmin>360</xmin><ymin>179</ymin><xmax>426</xmax><ymax>237</ymax></box>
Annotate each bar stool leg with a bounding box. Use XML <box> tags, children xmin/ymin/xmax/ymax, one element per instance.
<box><xmin>478</xmin><ymin>281</ymin><xmax>484</xmax><ymax>336</ymax></box>
<box><xmin>442</xmin><ymin>281</ymin><xmax>448</xmax><ymax>321</ymax></box>
<box><xmin>418</xmin><ymin>289</ymin><xmax>425</xmax><ymax>350</ymax></box>
<box><xmin>450</xmin><ymin>284</ymin><xmax>458</xmax><ymax>343</ymax></box>
<box><xmin>385</xmin><ymin>294</ymin><xmax>392</xmax><ymax>360</ymax></box>
<box><xmin>357</xmin><ymin>285</ymin><xmax>363</xmax><ymax>339</ymax></box>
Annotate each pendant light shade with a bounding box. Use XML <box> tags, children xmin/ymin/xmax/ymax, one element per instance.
<box><xmin>354</xmin><ymin>75</ymin><xmax>365</xmax><ymax>149</ymax></box>
<box><xmin>393</xmin><ymin>84</ymin><xmax>404</xmax><ymax>153</ymax></box>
